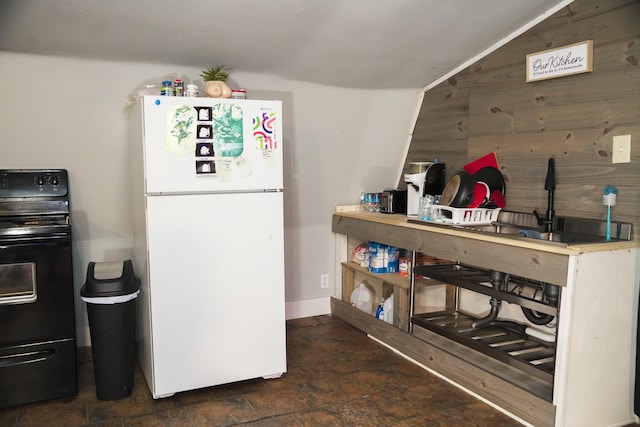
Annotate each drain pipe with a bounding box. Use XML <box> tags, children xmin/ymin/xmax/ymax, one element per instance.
<box><xmin>472</xmin><ymin>270</ymin><xmax>507</xmax><ymax>329</ymax></box>
<box><xmin>472</xmin><ymin>298</ymin><xmax>501</xmax><ymax>329</ymax></box>
<box><xmin>521</xmin><ymin>282</ymin><xmax>559</xmax><ymax>326</ymax></box>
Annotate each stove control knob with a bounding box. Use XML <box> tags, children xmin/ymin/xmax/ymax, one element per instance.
<box><xmin>51</xmin><ymin>176</ymin><xmax>59</xmax><ymax>186</ymax></box>
<box><xmin>36</xmin><ymin>176</ymin><xmax>45</xmax><ymax>186</ymax></box>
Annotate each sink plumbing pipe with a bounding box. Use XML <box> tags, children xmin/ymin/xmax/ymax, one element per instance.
<box><xmin>521</xmin><ymin>282</ymin><xmax>559</xmax><ymax>326</ymax></box>
<box><xmin>472</xmin><ymin>270</ymin><xmax>508</xmax><ymax>329</ymax></box>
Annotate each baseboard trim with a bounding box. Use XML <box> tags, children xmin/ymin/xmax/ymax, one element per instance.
<box><xmin>76</xmin><ymin>326</ymin><xmax>91</xmax><ymax>348</ymax></box>
<box><xmin>285</xmin><ymin>297</ymin><xmax>331</xmax><ymax>320</ymax></box>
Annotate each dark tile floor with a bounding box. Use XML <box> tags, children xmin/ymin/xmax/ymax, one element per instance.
<box><xmin>0</xmin><ymin>314</ymin><xmax>613</xmax><ymax>426</ymax></box>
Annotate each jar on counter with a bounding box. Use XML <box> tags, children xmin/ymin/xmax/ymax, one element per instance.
<box><xmin>174</xmin><ymin>79</ymin><xmax>184</xmax><ymax>96</ymax></box>
<box><xmin>231</xmin><ymin>89</ymin><xmax>247</xmax><ymax>99</ymax></box>
<box><xmin>398</xmin><ymin>257</ymin><xmax>411</xmax><ymax>277</ymax></box>
<box><xmin>360</xmin><ymin>193</ymin><xmax>381</xmax><ymax>212</ymax></box>
<box><xmin>185</xmin><ymin>84</ymin><xmax>199</xmax><ymax>97</ymax></box>
<box><xmin>160</xmin><ymin>81</ymin><xmax>174</xmax><ymax>96</ymax></box>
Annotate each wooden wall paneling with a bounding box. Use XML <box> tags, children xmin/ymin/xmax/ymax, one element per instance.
<box><xmin>472</xmin><ymin>0</ymin><xmax>640</xmax><ymax>74</ymax></box>
<box><xmin>469</xmin><ymin>123</ymin><xmax>640</xmax><ymax>222</ymax></box>
<box><xmin>469</xmin><ymin>35</ymin><xmax>640</xmax><ymax>136</ymax></box>
<box><xmin>469</xmin><ymin>44</ymin><xmax>640</xmax><ymax>136</ymax></box>
<box><xmin>470</xmin><ymin>126</ymin><xmax>640</xmax><ymax>163</ymax></box>
<box><xmin>529</xmin><ymin>0</ymin><xmax>640</xmax><ymax>37</ymax></box>
<box><xmin>471</xmin><ymin>57</ymin><xmax>640</xmax><ymax>108</ymax></box>
<box><xmin>401</xmin><ymin>73</ymin><xmax>470</xmax><ymax>184</ymax></box>
<box><xmin>470</xmin><ymin>92</ymin><xmax>639</xmax><ymax>137</ymax></box>
<box><xmin>405</xmin><ymin>0</ymin><xmax>640</xmax><ymax>237</ymax></box>
<box><xmin>412</xmin><ymin>107</ymin><xmax>469</xmax><ymax>140</ymax></box>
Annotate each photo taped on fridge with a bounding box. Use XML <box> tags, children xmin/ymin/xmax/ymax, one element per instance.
<box><xmin>195</xmin><ymin>107</ymin><xmax>212</xmax><ymax>121</ymax></box>
<box><xmin>197</xmin><ymin>124</ymin><xmax>212</xmax><ymax>139</ymax></box>
<box><xmin>196</xmin><ymin>160</ymin><xmax>215</xmax><ymax>174</ymax></box>
<box><xmin>196</xmin><ymin>143</ymin><xmax>214</xmax><ymax>157</ymax></box>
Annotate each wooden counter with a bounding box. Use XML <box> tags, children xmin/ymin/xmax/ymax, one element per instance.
<box><xmin>333</xmin><ymin>210</ymin><xmax>636</xmax><ymax>286</ymax></box>
<box><xmin>331</xmin><ymin>209</ymin><xmax>639</xmax><ymax>427</ymax></box>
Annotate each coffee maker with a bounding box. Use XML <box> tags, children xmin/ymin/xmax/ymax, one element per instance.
<box><xmin>404</xmin><ymin>160</ymin><xmax>446</xmax><ymax>217</ymax></box>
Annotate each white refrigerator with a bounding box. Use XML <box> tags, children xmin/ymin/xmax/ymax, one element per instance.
<box><xmin>128</xmin><ymin>95</ymin><xmax>286</xmax><ymax>398</ymax></box>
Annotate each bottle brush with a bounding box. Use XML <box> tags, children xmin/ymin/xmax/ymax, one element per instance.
<box><xmin>602</xmin><ymin>185</ymin><xmax>617</xmax><ymax>241</ymax></box>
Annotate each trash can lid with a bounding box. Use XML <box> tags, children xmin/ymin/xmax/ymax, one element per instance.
<box><xmin>81</xmin><ymin>260</ymin><xmax>140</xmax><ymax>298</ymax></box>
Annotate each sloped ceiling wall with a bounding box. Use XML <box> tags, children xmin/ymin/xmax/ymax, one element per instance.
<box><xmin>0</xmin><ymin>0</ymin><xmax>568</xmax><ymax>89</ymax></box>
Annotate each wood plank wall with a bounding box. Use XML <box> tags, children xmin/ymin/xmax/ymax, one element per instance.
<box><xmin>401</xmin><ymin>0</ymin><xmax>640</xmax><ymax>237</ymax></box>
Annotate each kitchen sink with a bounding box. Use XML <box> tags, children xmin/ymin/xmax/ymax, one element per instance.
<box><xmin>456</xmin><ymin>211</ymin><xmax>632</xmax><ymax>246</ymax></box>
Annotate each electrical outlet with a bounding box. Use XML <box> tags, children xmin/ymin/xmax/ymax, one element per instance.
<box><xmin>612</xmin><ymin>134</ymin><xmax>631</xmax><ymax>164</ymax></box>
<box><xmin>320</xmin><ymin>274</ymin><xmax>329</xmax><ymax>289</ymax></box>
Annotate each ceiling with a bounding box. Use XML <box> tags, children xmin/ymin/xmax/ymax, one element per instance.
<box><xmin>0</xmin><ymin>0</ymin><xmax>568</xmax><ymax>89</ymax></box>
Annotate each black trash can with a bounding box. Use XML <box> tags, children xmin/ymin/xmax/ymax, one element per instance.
<box><xmin>81</xmin><ymin>260</ymin><xmax>140</xmax><ymax>401</ymax></box>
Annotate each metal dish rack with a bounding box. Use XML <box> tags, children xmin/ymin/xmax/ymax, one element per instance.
<box><xmin>411</xmin><ymin>264</ymin><xmax>557</xmax><ymax>384</ymax></box>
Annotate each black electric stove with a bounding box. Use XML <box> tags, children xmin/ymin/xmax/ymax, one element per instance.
<box><xmin>0</xmin><ymin>169</ymin><xmax>77</xmax><ymax>408</ymax></box>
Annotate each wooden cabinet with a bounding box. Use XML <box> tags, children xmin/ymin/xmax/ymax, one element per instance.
<box><xmin>340</xmin><ymin>261</ymin><xmax>410</xmax><ymax>330</ymax></box>
<box><xmin>332</xmin><ymin>209</ymin><xmax>639</xmax><ymax>427</ymax></box>
<box><xmin>340</xmin><ymin>260</ymin><xmax>450</xmax><ymax>332</ymax></box>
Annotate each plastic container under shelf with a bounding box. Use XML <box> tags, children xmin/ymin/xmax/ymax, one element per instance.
<box><xmin>433</xmin><ymin>206</ymin><xmax>501</xmax><ymax>225</ymax></box>
<box><xmin>350</xmin><ymin>282</ymin><xmax>373</xmax><ymax>314</ymax></box>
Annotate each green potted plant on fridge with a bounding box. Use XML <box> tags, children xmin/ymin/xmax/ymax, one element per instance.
<box><xmin>200</xmin><ymin>66</ymin><xmax>232</xmax><ymax>98</ymax></box>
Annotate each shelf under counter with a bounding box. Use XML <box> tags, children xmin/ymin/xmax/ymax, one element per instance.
<box><xmin>340</xmin><ymin>261</ymin><xmax>448</xmax><ymax>331</ymax></box>
<box><xmin>341</xmin><ymin>261</ymin><xmax>448</xmax><ymax>291</ymax></box>
<box><xmin>414</xmin><ymin>263</ymin><xmax>558</xmax><ymax>316</ymax></box>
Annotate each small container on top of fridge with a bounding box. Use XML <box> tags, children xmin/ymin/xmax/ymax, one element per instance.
<box><xmin>231</xmin><ymin>89</ymin><xmax>247</xmax><ymax>99</ymax></box>
<box><xmin>160</xmin><ymin>81</ymin><xmax>174</xmax><ymax>96</ymax></box>
<box><xmin>174</xmin><ymin>79</ymin><xmax>184</xmax><ymax>96</ymax></box>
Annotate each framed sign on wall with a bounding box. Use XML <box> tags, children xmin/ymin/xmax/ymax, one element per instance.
<box><xmin>526</xmin><ymin>40</ymin><xmax>593</xmax><ymax>82</ymax></box>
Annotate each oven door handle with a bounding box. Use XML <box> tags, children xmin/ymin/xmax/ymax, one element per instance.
<box><xmin>0</xmin><ymin>349</ymin><xmax>55</xmax><ymax>368</ymax></box>
<box><xmin>0</xmin><ymin>238</ymin><xmax>70</xmax><ymax>250</ymax></box>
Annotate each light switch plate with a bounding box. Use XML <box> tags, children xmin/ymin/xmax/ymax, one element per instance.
<box><xmin>612</xmin><ymin>134</ymin><xmax>631</xmax><ymax>164</ymax></box>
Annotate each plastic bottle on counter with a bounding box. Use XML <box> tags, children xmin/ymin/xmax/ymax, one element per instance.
<box><xmin>373</xmin><ymin>193</ymin><xmax>380</xmax><ymax>212</ymax></box>
<box><xmin>382</xmin><ymin>294</ymin><xmax>394</xmax><ymax>324</ymax></box>
<box><xmin>375</xmin><ymin>300</ymin><xmax>384</xmax><ymax>319</ymax></box>
<box><xmin>350</xmin><ymin>282</ymin><xmax>373</xmax><ymax>314</ymax></box>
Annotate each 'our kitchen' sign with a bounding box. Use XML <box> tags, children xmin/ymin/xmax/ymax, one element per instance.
<box><xmin>526</xmin><ymin>40</ymin><xmax>593</xmax><ymax>82</ymax></box>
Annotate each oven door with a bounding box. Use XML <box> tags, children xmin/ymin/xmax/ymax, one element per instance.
<box><xmin>0</xmin><ymin>237</ymin><xmax>75</xmax><ymax>345</ymax></box>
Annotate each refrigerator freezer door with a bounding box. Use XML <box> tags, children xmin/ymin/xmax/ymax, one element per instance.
<box><xmin>144</xmin><ymin>191</ymin><xmax>286</xmax><ymax>397</ymax></box>
<box><xmin>140</xmin><ymin>96</ymin><xmax>283</xmax><ymax>194</ymax></box>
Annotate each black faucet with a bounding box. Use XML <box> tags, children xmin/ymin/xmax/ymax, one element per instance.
<box><xmin>534</xmin><ymin>158</ymin><xmax>555</xmax><ymax>233</ymax></box>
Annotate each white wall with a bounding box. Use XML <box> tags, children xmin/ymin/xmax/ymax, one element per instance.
<box><xmin>0</xmin><ymin>52</ymin><xmax>421</xmax><ymax>344</ymax></box>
